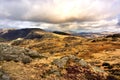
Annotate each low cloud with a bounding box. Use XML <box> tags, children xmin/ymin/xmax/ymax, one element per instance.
<box><xmin>1</xmin><ymin>18</ymin><xmax>119</xmax><ymax>32</ymax></box>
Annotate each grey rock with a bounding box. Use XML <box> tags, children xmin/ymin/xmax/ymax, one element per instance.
<box><xmin>0</xmin><ymin>44</ymin><xmax>44</xmax><ymax>64</ymax></box>
<box><xmin>52</xmin><ymin>57</ymin><xmax>69</xmax><ymax>68</ymax></box>
<box><xmin>2</xmin><ymin>75</ymin><xmax>10</xmax><ymax>80</ymax></box>
<box><xmin>0</xmin><ymin>70</ymin><xmax>10</xmax><ymax>80</ymax></box>
<box><xmin>52</xmin><ymin>55</ymin><xmax>88</xmax><ymax>68</ymax></box>
<box><xmin>78</xmin><ymin>59</ymin><xmax>88</xmax><ymax>67</ymax></box>
<box><xmin>92</xmin><ymin>66</ymin><xmax>105</xmax><ymax>73</ymax></box>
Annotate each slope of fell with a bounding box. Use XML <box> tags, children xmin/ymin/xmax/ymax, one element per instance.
<box><xmin>0</xmin><ymin>28</ymin><xmax>44</xmax><ymax>40</ymax></box>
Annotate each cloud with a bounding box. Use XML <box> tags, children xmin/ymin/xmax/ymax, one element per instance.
<box><xmin>0</xmin><ymin>19</ymin><xmax>42</xmax><ymax>29</ymax></box>
<box><xmin>0</xmin><ymin>0</ymin><xmax>120</xmax><ymax>23</ymax></box>
<box><xmin>0</xmin><ymin>18</ymin><xmax>120</xmax><ymax>32</ymax></box>
<box><xmin>0</xmin><ymin>0</ymin><xmax>120</xmax><ymax>32</ymax></box>
<box><xmin>117</xmin><ymin>17</ymin><xmax>120</xmax><ymax>26</ymax></box>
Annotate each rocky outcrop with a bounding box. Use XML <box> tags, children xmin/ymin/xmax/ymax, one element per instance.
<box><xmin>0</xmin><ymin>70</ymin><xmax>10</xmax><ymax>80</ymax></box>
<box><xmin>52</xmin><ymin>55</ymin><xmax>89</xmax><ymax>68</ymax></box>
<box><xmin>0</xmin><ymin>44</ymin><xmax>44</xmax><ymax>64</ymax></box>
<box><xmin>40</xmin><ymin>55</ymin><xmax>108</xmax><ymax>80</ymax></box>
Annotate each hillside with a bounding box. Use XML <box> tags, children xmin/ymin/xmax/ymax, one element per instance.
<box><xmin>0</xmin><ymin>28</ymin><xmax>44</xmax><ymax>40</ymax></box>
<box><xmin>0</xmin><ymin>28</ymin><xmax>120</xmax><ymax>80</ymax></box>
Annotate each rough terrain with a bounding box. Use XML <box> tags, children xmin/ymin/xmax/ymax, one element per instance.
<box><xmin>0</xmin><ymin>28</ymin><xmax>120</xmax><ymax>80</ymax></box>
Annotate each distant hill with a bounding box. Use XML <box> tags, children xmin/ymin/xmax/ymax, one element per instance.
<box><xmin>0</xmin><ymin>28</ymin><xmax>44</xmax><ymax>40</ymax></box>
<box><xmin>106</xmin><ymin>33</ymin><xmax>120</xmax><ymax>38</ymax></box>
<box><xmin>75</xmin><ymin>32</ymin><xmax>118</xmax><ymax>38</ymax></box>
<box><xmin>53</xmin><ymin>31</ymin><xmax>71</xmax><ymax>35</ymax></box>
<box><xmin>0</xmin><ymin>29</ymin><xmax>3</xmax><ymax>33</ymax></box>
<box><xmin>0</xmin><ymin>28</ymin><xmax>72</xmax><ymax>41</ymax></box>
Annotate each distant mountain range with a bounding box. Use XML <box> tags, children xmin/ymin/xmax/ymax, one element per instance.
<box><xmin>74</xmin><ymin>32</ymin><xmax>118</xmax><ymax>38</ymax></box>
<box><xmin>0</xmin><ymin>28</ymin><xmax>120</xmax><ymax>40</ymax></box>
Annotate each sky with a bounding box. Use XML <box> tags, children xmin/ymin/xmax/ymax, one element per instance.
<box><xmin>0</xmin><ymin>0</ymin><xmax>120</xmax><ymax>32</ymax></box>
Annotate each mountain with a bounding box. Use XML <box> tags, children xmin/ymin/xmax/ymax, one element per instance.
<box><xmin>106</xmin><ymin>33</ymin><xmax>120</xmax><ymax>38</ymax></box>
<box><xmin>75</xmin><ymin>32</ymin><xmax>117</xmax><ymax>38</ymax></box>
<box><xmin>0</xmin><ymin>28</ymin><xmax>120</xmax><ymax>80</ymax></box>
<box><xmin>0</xmin><ymin>29</ymin><xmax>3</xmax><ymax>33</ymax></box>
<box><xmin>0</xmin><ymin>28</ymin><xmax>44</xmax><ymax>40</ymax></box>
